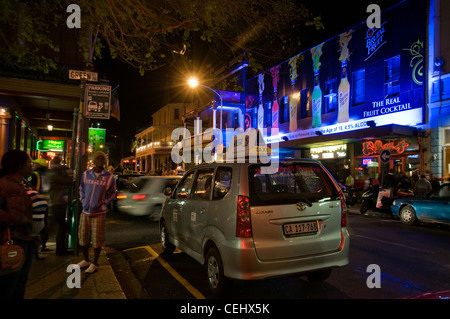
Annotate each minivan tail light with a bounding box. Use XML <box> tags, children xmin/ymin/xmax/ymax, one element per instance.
<box><xmin>236</xmin><ymin>195</ymin><xmax>252</xmax><ymax>238</ymax></box>
<box><xmin>339</xmin><ymin>191</ymin><xmax>348</xmax><ymax>227</ymax></box>
<box><xmin>132</xmin><ymin>194</ymin><xmax>146</xmax><ymax>200</ymax></box>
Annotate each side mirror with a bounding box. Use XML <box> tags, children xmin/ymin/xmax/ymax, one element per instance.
<box><xmin>164</xmin><ymin>187</ymin><xmax>173</xmax><ymax>196</ymax></box>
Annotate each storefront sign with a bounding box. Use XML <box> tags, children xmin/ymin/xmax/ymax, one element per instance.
<box><xmin>362</xmin><ymin>139</ymin><xmax>409</xmax><ymax>156</ymax></box>
<box><xmin>310</xmin><ymin>144</ymin><xmax>347</xmax><ymax>160</ymax></box>
<box><xmin>363</xmin><ymin>97</ymin><xmax>413</xmax><ymax>119</ymax></box>
<box><xmin>245</xmin><ymin>0</ymin><xmax>425</xmax><ymax>146</ymax></box>
<box><xmin>37</xmin><ymin>139</ymin><xmax>64</xmax><ymax>152</ymax></box>
<box><xmin>365</xmin><ymin>21</ymin><xmax>387</xmax><ymax>61</ymax></box>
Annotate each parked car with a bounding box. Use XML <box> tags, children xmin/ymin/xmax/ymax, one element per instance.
<box><xmin>117</xmin><ymin>176</ymin><xmax>181</xmax><ymax>220</ymax></box>
<box><xmin>159</xmin><ymin>159</ymin><xmax>350</xmax><ymax>296</ymax></box>
<box><xmin>391</xmin><ymin>183</ymin><xmax>450</xmax><ymax>226</ymax></box>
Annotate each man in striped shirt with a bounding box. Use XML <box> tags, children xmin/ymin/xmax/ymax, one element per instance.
<box><xmin>77</xmin><ymin>151</ymin><xmax>116</xmax><ymax>274</ymax></box>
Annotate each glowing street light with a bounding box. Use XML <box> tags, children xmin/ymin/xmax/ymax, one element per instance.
<box><xmin>187</xmin><ymin>77</ymin><xmax>224</xmax><ymax>157</ymax></box>
<box><xmin>187</xmin><ymin>76</ymin><xmax>223</xmax><ymax>133</ymax></box>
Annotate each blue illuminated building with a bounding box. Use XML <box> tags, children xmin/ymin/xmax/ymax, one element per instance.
<box><xmin>229</xmin><ymin>0</ymin><xmax>450</xmax><ymax>183</ymax></box>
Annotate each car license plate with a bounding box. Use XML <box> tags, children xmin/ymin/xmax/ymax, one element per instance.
<box><xmin>283</xmin><ymin>221</ymin><xmax>318</xmax><ymax>237</ymax></box>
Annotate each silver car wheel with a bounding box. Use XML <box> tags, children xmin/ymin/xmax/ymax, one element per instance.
<box><xmin>400</xmin><ymin>206</ymin><xmax>416</xmax><ymax>225</ymax></box>
<box><xmin>207</xmin><ymin>255</ymin><xmax>220</xmax><ymax>289</ymax></box>
<box><xmin>160</xmin><ymin>221</ymin><xmax>175</xmax><ymax>254</ymax></box>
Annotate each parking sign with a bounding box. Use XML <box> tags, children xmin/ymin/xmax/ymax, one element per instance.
<box><xmin>84</xmin><ymin>84</ymin><xmax>111</xmax><ymax>119</ymax></box>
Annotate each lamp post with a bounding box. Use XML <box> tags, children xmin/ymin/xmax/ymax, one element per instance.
<box><xmin>188</xmin><ymin>77</ymin><xmax>223</xmax><ymax>151</ymax></box>
<box><xmin>188</xmin><ymin>77</ymin><xmax>223</xmax><ymax>132</ymax></box>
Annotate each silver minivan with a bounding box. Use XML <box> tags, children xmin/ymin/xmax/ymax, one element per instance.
<box><xmin>160</xmin><ymin>159</ymin><xmax>349</xmax><ymax>296</ymax></box>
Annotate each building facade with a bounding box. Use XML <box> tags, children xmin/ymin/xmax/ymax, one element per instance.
<box><xmin>243</xmin><ymin>0</ymin><xmax>433</xmax><ymax>186</ymax></box>
<box><xmin>134</xmin><ymin>103</ymin><xmax>187</xmax><ymax>174</ymax></box>
<box><xmin>428</xmin><ymin>0</ymin><xmax>450</xmax><ymax>178</ymax></box>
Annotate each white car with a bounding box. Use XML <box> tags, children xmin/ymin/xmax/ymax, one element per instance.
<box><xmin>117</xmin><ymin>176</ymin><xmax>181</xmax><ymax>220</ymax></box>
<box><xmin>160</xmin><ymin>159</ymin><xmax>350</xmax><ymax>296</ymax></box>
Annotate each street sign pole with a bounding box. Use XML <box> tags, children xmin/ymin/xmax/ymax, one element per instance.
<box><xmin>69</xmin><ymin>67</ymin><xmax>98</xmax><ymax>256</ymax></box>
<box><xmin>379</xmin><ymin>150</ymin><xmax>392</xmax><ymax>188</ymax></box>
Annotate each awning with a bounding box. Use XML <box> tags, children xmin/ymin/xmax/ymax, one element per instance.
<box><xmin>278</xmin><ymin>124</ymin><xmax>419</xmax><ymax>149</ymax></box>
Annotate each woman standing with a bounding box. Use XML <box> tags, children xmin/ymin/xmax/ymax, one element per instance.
<box><xmin>0</xmin><ymin>150</ymin><xmax>34</xmax><ymax>299</ymax></box>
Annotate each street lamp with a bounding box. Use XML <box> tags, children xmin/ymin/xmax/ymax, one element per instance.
<box><xmin>187</xmin><ymin>77</ymin><xmax>223</xmax><ymax>135</ymax></box>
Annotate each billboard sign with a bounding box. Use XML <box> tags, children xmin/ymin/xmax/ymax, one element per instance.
<box><xmin>246</xmin><ymin>0</ymin><xmax>426</xmax><ymax>144</ymax></box>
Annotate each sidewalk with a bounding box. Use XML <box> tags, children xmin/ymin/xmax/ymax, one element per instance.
<box><xmin>24</xmin><ymin>242</ymin><xmax>126</xmax><ymax>299</ymax></box>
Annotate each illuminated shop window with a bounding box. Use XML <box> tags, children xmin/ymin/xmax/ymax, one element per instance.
<box><xmin>352</xmin><ymin>69</ymin><xmax>365</xmax><ymax>106</ymax></box>
<box><xmin>384</xmin><ymin>55</ymin><xmax>400</xmax><ymax>98</ymax></box>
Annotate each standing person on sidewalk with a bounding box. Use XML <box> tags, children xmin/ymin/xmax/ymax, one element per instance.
<box><xmin>77</xmin><ymin>151</ymin><xmax>116</xmax><ymax>274</ymax></box>
<box><xmin>0</xmin><ymin>150</ymin><xmax>34</xmax><ymax>299</ymax></box>
<box><xmin>414</xmin><ymin>174</ymin><xmax>432</xmax><ymax>197</ymax></box>
<box><xmin>47</xmin><ymin>156</ymin><xmax>73</xmax><ymax>256</ymax></box>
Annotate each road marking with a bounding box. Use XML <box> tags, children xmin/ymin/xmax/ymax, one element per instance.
<box><xmin>352</xmin><ymin>234</ymin><xmax>435</xmax><ymax>255</ymax></box>
<box><xmin>124</xmin><ymin>245</ymin><xmax>206</xmax><ymax>299</ymax></box>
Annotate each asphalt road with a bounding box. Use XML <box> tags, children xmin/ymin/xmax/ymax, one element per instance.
<box><xmin>105</xmin><ymin>206</ymin><xmax>450</xmax><ymax>300</ymax></box>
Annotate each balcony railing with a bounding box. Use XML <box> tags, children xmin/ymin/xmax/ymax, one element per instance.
<box><xmin>136</xmin><ymin>141</ymin><xmax>174</xmax><ymax>154</ymax></box>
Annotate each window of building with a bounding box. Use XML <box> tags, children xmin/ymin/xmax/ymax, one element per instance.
<box><xmin>280</xmin><ymin>96</ymin><xmax>288</xmax><ymax>124</ymax></box>
<box><xmin>352</xmin><ymin>69</ymin><xmax>365</xmax><ymax>106</ymax></box>
<box><xmin>174</xmin><ymin>108</ymin><xmax>179</xmax><ymax>120</ymax></box>
<box><xmin>264</xmin><ymin>101</ymin><xmax>272</xmax><ymax>127</ymax></box>
<box><xmin>324</xmin><ymin>78</ymin><xmax>337</xmax><ymax>113</ymax></box>
<box><xmin>299</xmin><ymin>89</ymin><xmax>309</xmax><ymax>119</ymax></box>
<box><xmin>384</xmin><ymin>55</ymin><xmax>400</xmax><ymax>98</ymax></box>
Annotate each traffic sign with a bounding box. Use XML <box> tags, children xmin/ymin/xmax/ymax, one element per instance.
<box><xmin>380</xmin><ymin>149</ymin><xmax>391</xmax><ymax>163</ymax></box>
<box><xmin>69</xmin><ymin>69</ymin><xmax>98</xmax><ymax>82</ymax></box>
<box><xmin>84</xmin><ymin>84</ymin><xmax>111</xmax><ymax>119</ymax></box>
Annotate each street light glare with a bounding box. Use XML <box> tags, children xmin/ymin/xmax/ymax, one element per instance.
<box><xmin>188</xmin><ymin>77</ymin><xmax>199</xmax><ymax>88</ymax></box>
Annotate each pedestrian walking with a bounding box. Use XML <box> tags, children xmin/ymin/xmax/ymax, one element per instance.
<box><xmin>47</xmin><ymin>156</ymin><xmax>73</xmax><ymax>256</ymax></box>
<box><xmin>29</xmin><ymin>157</ymin><xmax>50</xmax><ymax>257</ymax></box>
<box><xmin>0</xmin><ymin>150</ymin><xmax>34</xmax><ymax>299</ymax></box>
<box><xmin>414</xmin><ymin>174</ymin><xmax>432</xmax><ymax>197</ymax></box>
<box><xmin>77</xmin><ymin>151</ymin><xmax>116</xmax><ymax>274</ymax></box>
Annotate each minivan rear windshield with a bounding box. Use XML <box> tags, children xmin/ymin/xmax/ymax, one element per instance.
<box><xmin>248</xmin><ymin>162</ymin><xmax>339</xmax><ymax>206</ymax></box>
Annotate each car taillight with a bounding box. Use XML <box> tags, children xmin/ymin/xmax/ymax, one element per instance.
<box><xmin>132</xmin><ymin>194</ymin><xmax>146</xmax><ymax>200</ymax></box>
<box><xmin>236</xmin><ymin>195</ymin><xmax>252</xmax><ymax>238</ymax></box>
<box><xmin>117</xmin><ymin>193</ymin><xmax>127</xmax><ymax>200</ymax></box>
<box><xmin>339</xmin><ymin>191</ymin><xmax>348</xmax><ymax>227</ymax></box>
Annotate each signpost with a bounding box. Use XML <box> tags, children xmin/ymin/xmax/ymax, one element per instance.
<box><xmin>378</xmin><ymin>149</ymin><xmax>392</xmax><ymax>207</ymax></box>
<box><xmin>69</xmin><ymin>69</ymin><xmax>98</xmax><ymax>82</ymax></box>
<box><xmin>380</xmin><ymin>149</ymin><xmax>392</xmax><ymax>164</ymax></box>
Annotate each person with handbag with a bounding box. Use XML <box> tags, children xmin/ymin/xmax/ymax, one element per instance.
<box><xmin>0</xmin><ymin>150</ymin><xmax>34</xmax><ymax>299</ymax></box>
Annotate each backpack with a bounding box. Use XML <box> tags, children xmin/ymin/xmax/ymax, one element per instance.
<box><xmin>33</xmin><ymin>171</ymin><xmax>50</xmax><ymax>194</ymax></box>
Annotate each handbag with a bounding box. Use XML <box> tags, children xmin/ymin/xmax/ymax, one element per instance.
<box><xmin>0</xmin><ymin>227</ymin><xmax>25</xmax><ymax>276</ymax></box>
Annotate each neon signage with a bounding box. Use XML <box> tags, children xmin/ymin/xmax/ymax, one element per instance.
<box><xmin>362</xmin><ymin>139</ymin><xmax>409</xmax><ymax>156</ymax></box>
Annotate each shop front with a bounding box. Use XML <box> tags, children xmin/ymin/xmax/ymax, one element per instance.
<box><xmin>354</xmin><ymin>137</ymin><xmax>421</xmax><ymax>181</ymax></box>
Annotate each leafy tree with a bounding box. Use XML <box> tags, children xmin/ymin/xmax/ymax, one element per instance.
<box><xmin>0</xmin><ymin>0</ymin><xmax>322</xmax><ymax>78</ymax></box>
